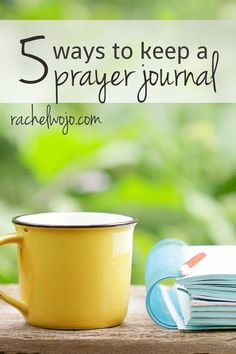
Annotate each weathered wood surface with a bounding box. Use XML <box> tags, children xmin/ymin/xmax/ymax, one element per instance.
<box><xmin>0</xmin><ymin>285</ymin><xmax>236</xmax><ymax>354</ymax></box>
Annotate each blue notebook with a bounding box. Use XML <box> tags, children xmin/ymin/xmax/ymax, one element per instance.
<box><xmin>145</xmin><ymin>238</ymin><xmax>236</xmax><ymax>330</ymax></box>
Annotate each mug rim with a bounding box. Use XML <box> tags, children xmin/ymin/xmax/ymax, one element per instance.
<box><xmin>12</xmin><ymin>212</ymin><xmax>137</xmax><ymax>229</ymax></box>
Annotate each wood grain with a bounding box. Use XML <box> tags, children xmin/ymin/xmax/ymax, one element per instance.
<box><xmin>0</xmin><ymin>285</ymin><xmax>236</xmax><ymax>353</ymax></box>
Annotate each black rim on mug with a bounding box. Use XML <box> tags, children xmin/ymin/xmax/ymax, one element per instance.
<box><xmin>12</xmin><ymin>212</ymin><xmax>137</xmax><ymax>229</ymax></box>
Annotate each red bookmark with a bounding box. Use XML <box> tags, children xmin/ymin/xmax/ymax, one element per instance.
<box><xmin>180</xmin><ymin>252</ymin><xmax>207</xmax><ymax>276</ymax></box>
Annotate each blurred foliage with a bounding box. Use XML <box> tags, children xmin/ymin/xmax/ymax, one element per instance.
<box><xmin>0</xmin><ymin>0</ymin><xmax>236</xmax><ymax>284</ymax></box>
<box><xmin>1</xmin><ymin>0</ymin><xmax>236</xmax><ymax>19</ymax></box>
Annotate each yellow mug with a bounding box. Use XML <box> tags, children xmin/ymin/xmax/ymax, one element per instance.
<box><xmin>0</xmin><ymin>212</ymin><xmax>136</xmax><ymax>329</ymax></box>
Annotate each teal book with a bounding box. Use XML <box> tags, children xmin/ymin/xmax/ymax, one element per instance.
<box><xmin>145</xmin><ymin>239</ymin><xmax>236</xmax><ymax>330</ymax></box>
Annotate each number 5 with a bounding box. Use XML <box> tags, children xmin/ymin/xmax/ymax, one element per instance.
<box><xmin>19</xmin><ymin>35</ymin><xmax>48</xmax><ymax>84</ymax></box>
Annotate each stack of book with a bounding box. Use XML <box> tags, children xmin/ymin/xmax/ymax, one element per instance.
<box><xmin>145</xmin><ymin>239</ymin><xmax>236</xmax><ymax>330</ymax></box>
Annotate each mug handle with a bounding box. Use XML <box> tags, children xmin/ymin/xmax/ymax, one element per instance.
<box><xmin>0</xmin><ymin>234</ymin><xmax>27</xmax><ymax>315</ymax></box>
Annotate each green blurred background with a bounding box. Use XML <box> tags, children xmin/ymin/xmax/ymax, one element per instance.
<box><xmin>0</xmin><ymin>0</ymin><xmax>236</xmax><ymax>284</ymax></box>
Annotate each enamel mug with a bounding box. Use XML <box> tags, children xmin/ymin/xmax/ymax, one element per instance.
<box><xmin>0</xmin><ymin>212</ymin><xmax>136</xmax><ymax>329</ymax></box>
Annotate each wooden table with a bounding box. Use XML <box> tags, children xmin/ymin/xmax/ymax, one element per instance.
<box><xmin>0</xmin><ymin>285</ymin><xmax>236</xmax><ymax>354</ymax></box>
